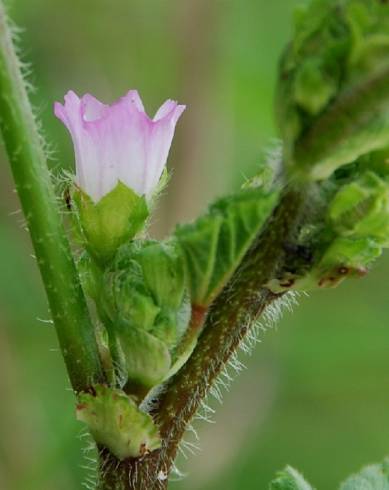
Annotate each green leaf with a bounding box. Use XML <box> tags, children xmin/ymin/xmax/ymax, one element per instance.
<box><xmin>76</xmin><ymin>385</ymin><xmax>161</xmax><ymax>460</ymax></box>
<box><xmin>270</xmin><ymin>466</ymin><xmax>314</xmax><ymax>490</ymax></box>
<box><xmin>175</xmin><ymin>214</ymin><xmax>223</xmax><ymax>306</ymax></box>
<box><xmin>340</xmin><ymin>459</ymin><xmax>389</xmax><ymax>490</ymax></box>
<box><xmin>175</xmin><ymin>187</ymin><xmax>278</xmax><ymax>306</ymax></box>
<box><xmin>73</xmin><ymin>181</ymin><xmax>149</xmax><ymax>264</ymax></box>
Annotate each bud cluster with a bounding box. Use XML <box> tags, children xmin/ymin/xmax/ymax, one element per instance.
<box><xmin>277</xmin><ymin>0</ymin><xmax>389</xmax><ymax>180</ymax></box>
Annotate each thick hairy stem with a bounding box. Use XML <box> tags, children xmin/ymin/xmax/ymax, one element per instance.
<box><xmin>0</xmin><ymin>2</ymin><xmax>105</xmax><ymax>391</ymax></box>
<box><xmin>153</xmin><ymin>188</ymin><xmax>305</xmax><ymax>476</ymax></box>
<box><xmin>97</xmin><ymin>187</ymin><xmax>308</xmax><ymax>489</ymax></box>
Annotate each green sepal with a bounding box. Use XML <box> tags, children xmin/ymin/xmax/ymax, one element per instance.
<box><xmin>76</xmin><ymin>385</ymin><xmax>161</xmax><ymax>460</ymax></box>
<box><xmin>340</xmin><ymin>458</ymin><xmax>389</xmax><ymax>490</ymax></box>
<box><xmin>116</xmin><ymin>326</ymin><xmax>171</xmax><ymax>390</ymax></box>
<box><xmin>73</xmin><ymin>182</ymin><xmax>149</xmax><ymax>264</ymax></box>
<box><xmin>175</xmin><ymin>186</ymin><xmax>278</xmax><ymax>306</ymax></box>
<box><xmin>270</xmin><ymin>466</ymin><xmax>314</xmax><ymax>490</ymax></box>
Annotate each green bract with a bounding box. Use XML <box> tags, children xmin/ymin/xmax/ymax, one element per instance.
<box><xmin>72</xmin><ymin>182</ymin><xmax>149</xmax><ymax>264</ymax></box>
<box><xmin>76</xmin><ymin>385</ymin><xmax>160</xmax><ymax>460</ymax></box>
<box><xmin>277</xmin><ymin>0</ymin><xmax>389</xmax><ymax>180</ymax></box>
<box><xmin>175</xmin><ymin>186</ymin><xmax>278</xmax><ymax>306</ymax></box>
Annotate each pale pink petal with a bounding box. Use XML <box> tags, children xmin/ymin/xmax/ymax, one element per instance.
<box><xmin>54</xmin><ymin>91</ymin><xmax>92</xmax><ymax>197</ymax></box>
<box><xmin>153</xmin><ymin>100</ymin><xmax>177</xmax><ymax>121</ymax></box>
<box><xmin>124</xmin><ymin>90</ymin><xmax>146</xmax><ymax>114</ymax></box>
<box><xmin>54</xmin><ymin>90</ymin><xmax>185</xmax><ymax>203</ymax></box>
<box><xmin>94</xmin><ymin>98</ymin><xmax>149</xmax><ymax>197</ymax></box>
<box><xmin>54</xmin><ymin>90</ymin><xmax>82</xmax><ymax>133</ymax></box>
<box><xmin>145</xmin><ymin>103</ymin><xmax>186</xmax><ymax>197</ymax></box>
<box><xmin>81</xmin><ymin>94</ymin><xmax>108</xmax><ymax>122</ymax></box>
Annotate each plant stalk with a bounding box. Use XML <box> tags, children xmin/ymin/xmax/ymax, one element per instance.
<box><xmin>0</xmin><ymin>2</ymin><xmax>105</xmax><ymax>392</ymax></box>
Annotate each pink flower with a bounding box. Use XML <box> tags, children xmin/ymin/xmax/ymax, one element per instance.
<box><xmin>54</xmin><ymin>90</ymin><xmax>185</xmax><ymax>203</ymax></box>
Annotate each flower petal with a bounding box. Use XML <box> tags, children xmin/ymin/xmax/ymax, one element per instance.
<box><xmin>145</xmin><ymin>103</ymin><xmax>186</xmax><ymax>197</ymax></box>
<box><xmin>124</xmin><ymin>90</ymin><xmax>146</xmax><ymax>114</ymax></box>
<box><xmin>54</xmin><ymin>90</ymin><xmax>185</xmax><ymax>202</ymax></box>
<box><xmin>81</xmin><ymin>94</ymin><xmax>108</xmax><ymax>122</ymax></box>
<box><xmin>153</xmin><ymin>100</ymin><xmax>177</xmax><ymax>121</ymax></box>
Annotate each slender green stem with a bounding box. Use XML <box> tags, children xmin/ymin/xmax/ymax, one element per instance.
<box><xmin>0</xmin><ymin>2</ymin><xmax>105</xmax><ymax>392</ymax></box>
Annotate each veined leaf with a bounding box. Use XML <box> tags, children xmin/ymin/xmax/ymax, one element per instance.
<box><xmin>175</xmin><ymin>186</ymin><xmax>278</xmax><ymax>306</ymax></box>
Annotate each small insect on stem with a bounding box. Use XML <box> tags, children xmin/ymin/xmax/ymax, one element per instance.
<box><xmin>64</xmin><ymin>187</ymin><xmax>72</xmax><ymax>211</ymax></box>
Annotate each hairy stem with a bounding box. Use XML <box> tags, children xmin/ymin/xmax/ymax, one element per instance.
<box><xmin>153</xmin><ymin>187</ymin><xmax>305</xmax><ymax>477</ymax></box>
<box><xmin>97</xmin><ymin>186</ymin><xmax>308</xmax><ymax>489</ymax></box>
<box><xmin>0</xmin><ymin>2</ymin><xmax>105</xmax><ymax>392</ymax></box>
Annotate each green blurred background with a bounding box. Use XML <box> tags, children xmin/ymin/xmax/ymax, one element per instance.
<box><xmin>1</xmin><ymin>1</ymin><xmax>389</xmax><ymax>489</ymax></box>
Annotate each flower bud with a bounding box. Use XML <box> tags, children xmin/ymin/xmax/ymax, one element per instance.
<box><xmin>54</xmin><ymin>90</ymin><xmax>185</xmax><ymax>262</ymax></box>
<box><xmin>106</xmin><ymin>241</ymin><xmax>190</xmax><ymax>392</ymax></box>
